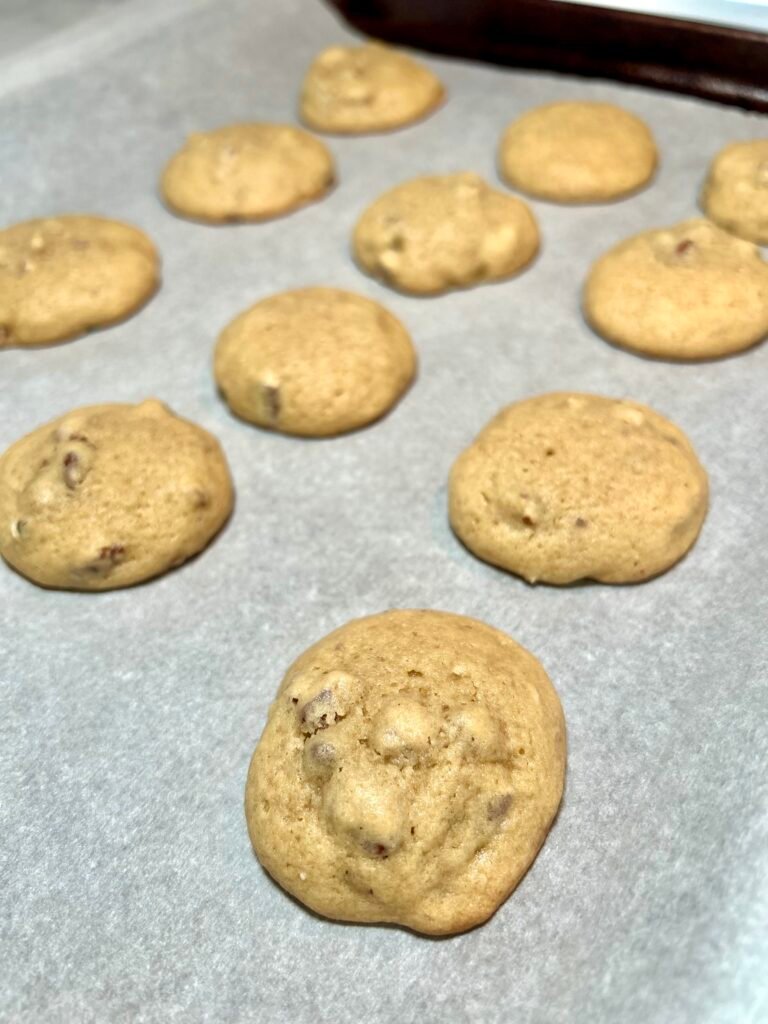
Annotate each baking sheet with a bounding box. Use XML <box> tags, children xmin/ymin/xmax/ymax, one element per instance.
<box><xmin>0</xmin><ymin>1</ymin><xmax>767</xmax><ymax>1021</ymax></box>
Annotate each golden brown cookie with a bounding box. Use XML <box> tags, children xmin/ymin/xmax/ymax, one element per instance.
<box><xmin>214</xmin><ymin>287</ymin><xmax>416</xmax><ymax>436</ymax></box>
<box><xmin>498</xmin><ymin>101</ymin><xmax>657</xmax><ymax>203</ymax></box>
<box><xmin>449</xmin><ymin>393</ymin><xmax>708</xmax><ymax>585</ymax></box>
<box><xmin>584</xmin><ymin>218</ymin><xmax>768</xmax><ymax>360</ymax></box>
<box><xmin>160</xmin><ymin>123</ymin><xmax>334</xmax><ymax>223</ymax></box>
<box><xmin>701</xmin><ymin>139</ymin><xmax>768</xmax><ymax>245</ymax></box>
<box><xmin>245</xmin><ymin>609</ymin><xmax>566</xmax><ymax>935</ymax></box>
<box><xmin>0</xmin><ymin>400</ymin><xmax>233</xmax><ymax>591</ymax></box>
<box><xmin>0</xmin><ymin>215</ymin><xmax>159</xmax><ymax>348</ymax></box>
<box><xmin>353</xmin><ymin>172</ymin><xmax>539</xmax><ymax>295</ymax></box>
<box><xmin>300</xmin><ymin>42</ymin><xmax>444</xmax><ymax>134</ymax></box>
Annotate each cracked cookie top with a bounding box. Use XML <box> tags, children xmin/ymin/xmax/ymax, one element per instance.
<box><xmin>245</xmin><ymin>609</ymin><xmax>565</xmax><ymax>935</ymax></box>
<box><xmin>0</xmin><ymin>400</ymin><xmax>233</xmax><ymax>590</ymax></box>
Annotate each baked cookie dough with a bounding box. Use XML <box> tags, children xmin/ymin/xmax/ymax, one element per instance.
<box><xmin>449</xmin><ymin>393</ymin><xmax>708</xmax><ymax>585</ymax></box>
<box><xmin>0</xmin><ymin>215</ymin><xmax>159</xmax><ymax>348</ymax></box>
<box><xmin>353</xmin><ymin>172</ymin><xmax>539</xmax><ymax>295</ymax></box>
<box><xmin>0</xmin><ymin>400</ymin><xmax>233</xmax><ymax>590</ymax></box>
<box><xmin>245</xmin><ymin>609</ymin><xmax>565</xmax><ymax>935</ymax></box>
<box><xmin>584</xmin><ymin>218</ymin><xmax>768</xmax><ymax>360</ymax></box>
<box><xmin>300</xmin><ymin>42</ymin><xmax>444</xmax><ymax>134</ymax></box>
<box><xmin>498</xmin><ymin>101</ymin><xmax>657</xmax><ymax>203</ymax></box>
<box><xmin>214</xmin><ymin>287</ymin><xmax>416</xmax><ymax>436</ymax></box>
<box><xmin>160</xmin><ymin>123</ymin><xmax>334</xmax><ymax>223</ymax></box>
<box><xmin>701</xmin><ymin>139</ymin><xmax>768</xmax><ymax>244</ymax></box>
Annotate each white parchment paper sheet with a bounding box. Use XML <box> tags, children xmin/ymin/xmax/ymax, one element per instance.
<box><xmin>0</xmin><ymin>1</ymin><xmax>766</xmax><ymax>1021</ymax></box>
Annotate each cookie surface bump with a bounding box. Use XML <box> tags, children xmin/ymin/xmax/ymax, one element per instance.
<box><xmin>701</xmin><ymin>139</ymin><xmax>768</xmax><ymax>244</ymax></box>
<box><xmin>245</xmin><ymin>609</ymin><xmax>566</xmax><ymax>935</ymax></box>
<box><xmin>353</xmin><ymin>172</ymin><xmax>539</xmax><ymax>295</ymax></box>
<box><xmin>0</xmin><ymin>215</ymin><xmax>159</xmax><ymax>348</ymax></box>
<box><xmin>300</xmin><ymin>42</ymin><xmax>444</xmax><ymax>134</ymax></box>
<box><xmin>498</xmin><ymin>101</ymin><xmax>657</xmax><ymax>203</ymax></box>
<box><xmin>214</xmin><ymin>287</ymin><xmax>416</xmax><ymax>436</ymax></box>
<box><xmin>161</xmin><ymin>123</ymin><xmax>334</xmax><ymax>223</ymax></box>
<box><xmin>0</xmin><ymin>400</ymin><xmax>233</xmax><ymax>590</ymax></box>
<box><xmin>584</xmin><ymin>218</ymin><xmax>768</xmax><ymax>360</ymax></box>
<box><xmin>449</xmin><ymin>393</ymin><xmax>708</xmax><ymax>585</ymax></box>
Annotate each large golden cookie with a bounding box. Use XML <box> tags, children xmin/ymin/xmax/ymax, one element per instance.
<box><xmin>0</xmin><ymin>400</ymin><xmax>233</xmax><ymax>590</ymax></box>
<box><xmin>449</xmin><ymin>393</ymin><xmax>708</xmax><ymax>585</ymax></box>
<box><xmin>0</xmin><ymin>215</ymin><xmax>159</xmax><ymax>348</ymax></box>
<box><xmin>245</xmin><ymin>610</ymin><xmax>566</xmax><ymax>935</ymax></box>
<box><xmin>214</xmin><ymin>287</ymin><xmax>416</xmax><ymax>437</ymax></box>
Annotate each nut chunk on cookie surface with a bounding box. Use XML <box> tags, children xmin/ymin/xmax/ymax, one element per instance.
<box><xmin>0</xmin><ymin>215</ymin><xmax>159</xmax><ymax>348</ymax></box>
<box><xmin>245</xmin><ymin>609</ymin><xmax>566</xmax><ymax>935</ymax></box>
<box><xmin>300</xmin><ymin>43</ymin><xmax>444</xmax><ymax>134</ymax></box>
<box><xmin>449</xmin><ymin>392</ymin><xmax>708</xmax><ymax>585</ymax></box>
<box><xmin>214</xmin><ymin>287</ymin><xmax>416</xmax><ymax>436</ymax></box>
<box><xmin>161</xmin><ymin>123</ymin><xmax>334</xmax><ymax>223</ymax></box>
<box><xmin>584</xmin><ymin>218</ymin><xmax>768</xmax><ymax>359</ymax></box>
<box><xmin>353</xmin><ymin>172</ymin><xmax>539</xmax><ymax>295</ymax></box>
<box><xmin>0</xmin><ymin>400</ymin><xmax>233</xmax><ymax>590</ymax></box>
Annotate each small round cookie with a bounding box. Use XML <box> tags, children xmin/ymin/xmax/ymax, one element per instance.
<box><xmin>245</xmin><ymin>609</ymin><xmax>566</xmax><ymax>935</ymax></box>
<box><xmin>214</xmin><ymin>288</ymin><xmax>416</xmax><ymax>437</ymax></box>
<box><xmin>0</xmin><ymin>400</ymin><xmax>233</xmax><ymax>590</ymax></box>
<box><xmin>584</xmin><ymin>218</ymin><xmax>768</xmax><ymax>359</ymax></box>
<box><xmin>300</xmin><ymin>42</ymin><xmax>444</xmax><ymax>134</ymax></box>
<box><xmin>498</xmin><ymin>101</ymin><xmax>657</xmax><ymax>203</ymax></box>
<box><xmin>160</xmin><ymin>123</ymin><xmax>334</xmax><ymax>223</ymax></box>
<box><xmin>353</xmin><ymin>172</ymin><xmax>539</xmax><ymax>295</ymax></box>
<box><xmin>701</xmin><ymin>139</ymin><xmax>768</xmax><ymax>244</ymax></box>
<box><xmin>449</xmin><ymin>393</ymin><xmax>708</xmax><ymax>585</ymax></box>
<box><xmin>0</xmin><ymin>215</ymin><xmax>159</xmax><ymax>348</ymax></box>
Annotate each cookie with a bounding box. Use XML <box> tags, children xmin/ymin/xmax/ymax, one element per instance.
<box><xmin>449</xmin><ymin>393</ymin><xmax>708</xmax><ymax>585</ymax></box>
<box><xmin>300</xmin><ymin>43</ymin><xmax>444</xmax><ymax>134</ymax></box>
<box><xmin>0</xmin><ymin>215</ymin><xmax>159</xmax><ymax>348</ymax></box>
<box><xmin>498</xmin><ymin>101</ymin><xmax>657</xmax><ymax>203</ymax></box>
<box><xmin>214</xmin><ymin>288</ymin><xmax>416</xmax><ymax>437</ymax></box>
<box><xmin>353</xmin><ymin>172</ymin><xmax>539</xmax><ymax>295</ymax></box>
<box><xmin>245</xmin><ymin>609</ymin><xmax>565</xmax><ymax>935</ymax></box>
<box><xmin>701</xmin><ymin>139</ymin><xmax>768</xmax><ymax>245</ymax></box>
<box><xmin>584</xmin><ymin>218</ymin><xmax>768</xmax><ymax>360</ymax></box>
<box><xmin>0</xmin><ymin>400</ymin><xmax>233</xmax><ymax>590</ymax></box>
<box><xmin>161</xmin><ymin>123</ymin><xmax>334</xmax><ymax>223</ymax></box>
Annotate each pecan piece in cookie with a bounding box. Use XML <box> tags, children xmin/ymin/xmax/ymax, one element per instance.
<box><xmin>302</xmin><ymin>738</ymin><xmax>338</xmax><ymax>781</ymax></box>
<box><xmin>62</xmin><ymin>452</ymin><xmax>85</xmax><ymax>489</ymax></box>
<box><xmin>80</xmin><ymin>544</ymin><xmax>127</xmax><ymax>576</ymax></box>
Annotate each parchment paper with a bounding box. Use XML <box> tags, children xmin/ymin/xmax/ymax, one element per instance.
<box><xmin>1</xmin><ymin>1</ymin><xmax>766</xmax><ymax>1021</ymax></box>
